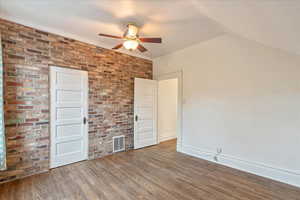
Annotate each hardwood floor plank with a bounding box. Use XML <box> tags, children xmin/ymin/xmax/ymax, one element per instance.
<box><xmin>0</xmin><ymin>139</ymin><xmax>299</xmax><ymax>200</ymax></box>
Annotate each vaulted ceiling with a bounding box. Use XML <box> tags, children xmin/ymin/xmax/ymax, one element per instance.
<box><xmin>1</xmin><ymin>0</ymin><xmax>300</xmax><ymax>59</ymax></box>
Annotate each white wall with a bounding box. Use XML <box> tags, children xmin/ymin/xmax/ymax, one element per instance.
<box><xmin>153</xmin><ymin>34</ymin><xmax>300</xmax><ymax>187</ymax></box>
<box><xmin>158</xmin><ymin>79</ymin><xmax>178</xmax><ymax>142</ymax></box>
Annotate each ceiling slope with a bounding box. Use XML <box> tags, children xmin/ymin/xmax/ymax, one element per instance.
<box><xmin>1</xmin><ymin>0</ymin><xmax>300</xmax><ymax>58</ymax></box>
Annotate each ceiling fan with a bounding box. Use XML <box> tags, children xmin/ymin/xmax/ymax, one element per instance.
<box><xmin>98</xmin><ymin>23</ymin><xmax>162</xmax><ymax>53</ymax></box>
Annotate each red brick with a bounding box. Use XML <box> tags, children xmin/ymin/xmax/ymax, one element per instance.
<box><xmin>6</xmin><ymin>82</ymin><xmax>23</xmax><ymax>87</ymax></box>
<box><xmin>0</xmin><ymin>17</ymin><xmax>152</xmax><ymax>184</ymax></box>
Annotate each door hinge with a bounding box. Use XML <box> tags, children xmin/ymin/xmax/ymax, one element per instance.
<box><xmin>83</xmin><ymin>117</ymin><xmax>87</xmax><ymax>124</ymax></box>
<box><xmin>135</xmin><ymin>115</ymin><xmax>138</xmax><ymax>122</ymax></box>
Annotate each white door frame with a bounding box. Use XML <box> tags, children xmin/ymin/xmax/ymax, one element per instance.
<box><xmin>50</xmin><ymin>66</ymin><xmax>89</xmax><ymax>168</ymax></box>
<box><xmin>157</xmin><ymin>71</ymin><xmax>183</xmax><ymax>152</ymax></box>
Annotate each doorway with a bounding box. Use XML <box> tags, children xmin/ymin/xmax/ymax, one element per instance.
<box><xmin>157</xmin><ymin>71</ymin><xmax>182</xmax><ymax>151</ymax></box>
<box><xmin>133</xmin><ymin>72</ymin><xmax>182</xmax><ymax>151</ymax></box>
<box><xmin>158</xmin><ymin>78</ymin><xmax>178</xmax><ymax>142</ymax></box>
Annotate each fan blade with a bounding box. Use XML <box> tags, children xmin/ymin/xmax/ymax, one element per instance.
<box><xmin>137</xmin><ymin>44</ymin><xmax>148</xmax><ymax>52</ymax></box>
<box><xmin>99</xmin><ymin>33</ymin><xmax>123</xmax><ymax>39</ymax></box>
<box><xmin>139</xmin><ymin>37</ymin><xmax>162</xmax><ymax>43</ymax></box>
<box><xmin>112</xmin><ymin>44</ymin><xmax>123</xmax><ymax>50</ymax></box>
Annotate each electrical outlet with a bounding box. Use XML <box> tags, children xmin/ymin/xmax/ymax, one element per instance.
<box><xmin>213</xmin><ymin>155</ymin><xmax>218</xmax><ymax>162</ymax></box>
<box><xmin>213</xmin><ymin>148</ymin><xmax>222</xmax><ymax>162</ymax></box>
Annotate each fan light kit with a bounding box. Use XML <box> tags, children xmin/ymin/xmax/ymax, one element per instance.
<box><xmin>123</xmin><ymin>40</ymin><xmax>139</xmax><ymax>50</ymax></box>
<box><xmin>99</xmin><ymin>23</ymin><xmax>162</xmax><ymax>53</ymax></box>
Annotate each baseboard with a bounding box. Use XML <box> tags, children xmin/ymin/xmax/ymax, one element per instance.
<box><xmin>180</xmin><ymin>144</ymin><xmax>300</xmax><ymax>188</ymax></box>
<box><xmin>159</xmin><ymin>134</ymin><xmax>177</xmax><ymax>143</ymax></box>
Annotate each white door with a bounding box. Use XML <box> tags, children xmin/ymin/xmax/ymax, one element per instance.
<box><xmin>134</xmin><ymin>78</ymin><xmax>157</xmax><ymax>149</ymax></box>
<box><xmin>50</xmin><ymin>66</ymin><xmax>88</xmax><ymax>168</ymax></box>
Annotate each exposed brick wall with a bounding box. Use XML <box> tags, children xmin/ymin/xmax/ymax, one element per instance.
<box><xmin>0</xmin><ymin>18</ymin><xmax>152</xmax><ymax>183</ymax></box>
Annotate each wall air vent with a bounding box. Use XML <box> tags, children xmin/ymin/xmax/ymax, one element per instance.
<box><xmin>113</xmin><ymin>135</ymin><xmax>125</xmax><ymax>153</ymax></box>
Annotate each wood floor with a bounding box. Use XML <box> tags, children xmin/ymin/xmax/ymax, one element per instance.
<box><xmin>0</xmin><ymin>140</ymin><xmax>299</xmax><ymax>200</ymax></box>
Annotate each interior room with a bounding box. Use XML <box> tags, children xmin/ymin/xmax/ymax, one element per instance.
<box><xmin>0</xmin><ymin>0</ymin><xmax>300</xmax><ymax>199</ymax></box>
<box><xmin>158</xmin><ymin>77</ymin><xmax>178</xmax><ymax>143</ymax></box>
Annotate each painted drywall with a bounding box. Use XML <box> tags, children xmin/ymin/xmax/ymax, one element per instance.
<box><xmin>158</xmin><ymin>78</ymin><xmax>178</xmax><ymax>142</ymax></box>
<box><xmin>153</xmin><ymin>34</ymin><xmax>300</xmax><ymax>187</ymax></box>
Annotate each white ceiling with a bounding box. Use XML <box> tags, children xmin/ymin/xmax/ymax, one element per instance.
<box><xmin>1</xmin><ymin>0</ymin><xmax>300</xmax><ymax>59</ymax></box>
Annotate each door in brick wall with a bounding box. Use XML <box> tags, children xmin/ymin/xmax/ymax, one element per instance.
<box><xmin>134</xmin><ymin>78</ymin><xmax>157</xmax><ymax>149</ymax></box>
<box><xmin>50</xmin><ymin>67</ymin><xmax>88</xmax><ymax>168</ymax></box>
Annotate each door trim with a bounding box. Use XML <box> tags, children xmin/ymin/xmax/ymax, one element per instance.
<box><xmin>157</xmin><ymin>71</ymin><xmax>183</xmax><ymax>152</ymax></box>
<box><xmin>50</xmin><ymin>66</ymin><xmax>89</xmax><ymax>168</ymax></box>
